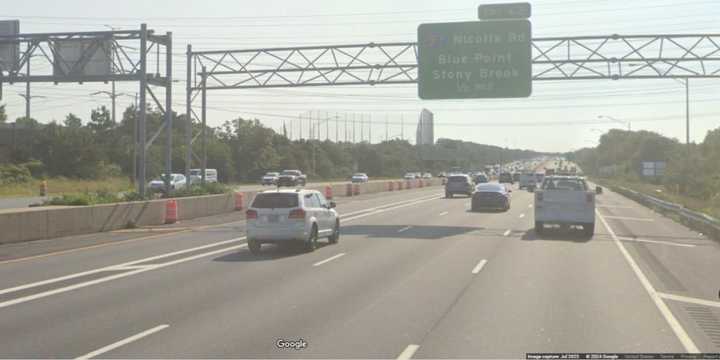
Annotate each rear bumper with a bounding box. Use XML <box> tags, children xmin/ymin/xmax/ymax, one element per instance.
<box><xmin>247</xmin><ymin>223</ymin><xmax>307</xmax><ymax>242</ymax></box>
<box><xmin>534</xmin><ymin>208</ymin><xmax>595</xmax><ymax>224</ymax></box>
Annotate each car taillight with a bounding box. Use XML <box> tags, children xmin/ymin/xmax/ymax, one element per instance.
<box><xmin>536</xmin><ymin>192</ymin><xmax>543</xmax><ymax>201</ymax></box>
<box><xmin>586</xmin><ymin>193</ymin><xmax>594</xmax><ymax>202</ymax></box>
<box><xmin>289</xmin><ymin>209</ymin><xmax>306</xmax><ymax>219</ymax></box>
<box><xmin>246</xmin><ymin>209</ymin><xmax>258</xmax><ymax>219</ymax></box>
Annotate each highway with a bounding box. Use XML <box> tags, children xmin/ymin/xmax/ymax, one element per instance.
<box><xmin>0</xmin><ymin>181</ymin><xmax>719</xmax><ymax>358</ymax></box>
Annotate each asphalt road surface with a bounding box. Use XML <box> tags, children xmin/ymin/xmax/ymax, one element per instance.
<box><xmin>0</xmin><ymin>182</ymin><xmax>719</xmax><ymax>358</ymax></box>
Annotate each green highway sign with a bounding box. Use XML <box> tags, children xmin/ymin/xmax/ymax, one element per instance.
<box><xmin>478</xmin><ymin>3</ymin><xmax>531</xmax><ymax>20</ymax></box>
<box><xmin>417</xmin><ymin>20</ymin><xmax>532</xmax><ymax>100</ymax></box>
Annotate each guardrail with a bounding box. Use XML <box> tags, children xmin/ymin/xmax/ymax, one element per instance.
<box><xmin>609</xmin><ymin>185</ymin><xmax>720</xmax><ymax>242</ymax></box>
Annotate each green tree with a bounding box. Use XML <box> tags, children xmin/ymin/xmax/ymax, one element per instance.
<box><xmin>87</xmin><ymin>106</ymin><xmax>113</xmax><ymax>133</ymax></box>
<box><xmin>64</xmin><ymin>113</ymin><xmax>82</xmax><ymax>128</ymax></box>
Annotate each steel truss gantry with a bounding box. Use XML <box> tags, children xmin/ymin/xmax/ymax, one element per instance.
<box><xmin>185</xmin><ymin>33</ymin><xmax>720</xmax><ymax>177</ymax></box>
<box><xmin>0</xmin><ymin>24</ymin><xmax>172</xmax><ymax>197</ymax></box>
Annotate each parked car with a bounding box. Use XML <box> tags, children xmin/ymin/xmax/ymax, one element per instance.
<box><xmin>261</xmin><ymin>172</ymin><xmax>280</xmax><ymax>185</ymax></box>
<box><xmin>471</xmin><ymin>183</ymin><xmax>512</xmax><ymax>212</ymax></box>
<box><xmin>422</xmin><ymin>172</ymin><xmax>433</xmax><ymax>179</ymax></box>
<box><xmin>437</xmin><ymin>172</ymin><xmax>447</xmax><ymax>178</ymax></box>
<box><xmin>351</xmin><ymin>173</ymin><xmax>369</xmax><ymax>183</ymax></box>
<box><xmin>148</xmin><ymin>173</ymin><xmax>187</xmax><ymax>192</ymax></box>
<box><xmin>534</xmin><ymin>176</ymin><xmax>596</xmax><ymax>237</ymax></box>
<box><xmin>188</xmin><ymin>168</ymin><xmax>218</xmax><ymax>184</ymax></box>
<box><xmin>277</xmin><ymin>170</ymin><xmax>307</xmax><ymax>187</ymax></box>
<box><xmin>245</xmin><ymin>189</ymin><xmax>339</xmax><ymax>254</ymax></box>
<box><xmin>445</xmin><ymin>174</ymin><xmax>474</xmax><ymax>198</ymax></box>
<box><xmin>403</xmin><ymin>173</ymin><xmax>417</xmax><ymax>180</ymax></box>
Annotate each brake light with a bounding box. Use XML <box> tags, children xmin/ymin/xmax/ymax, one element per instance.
<box><xmin>536</xmin><ymin>192</ymin><xmax>543</xmax><ymax>201</ymax></box>
<box><xmin>289</xmin><ymin>209</ymin><xmax>306</xmax><ymax>219</ymax></box>
<box><xmin>246</xmin><ymin>209</ymin><xmax>258</xmax><ymax>219</ymax></box>
<box><xmin>586</xmin><ymin>193</ymin><xmax>594</xmax><ymax>202</ymax></box>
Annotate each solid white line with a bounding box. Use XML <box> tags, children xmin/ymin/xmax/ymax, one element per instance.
<box><xmin>519</xmin><ymin>213</ymin><xmax>525</xmax><ymax>218</ymax></box>
<box><xmin>439</xmin><ymin>211</ymin><xmax>449</xmax><ymax>216</ymax></box>
<box><xmin>657</xmin><ymin>292</ymin><xmax>720</xmax><ymax>308</ymax></box>
<box><xmin>313</xmin><ymin>253</ymin><xmax>346</xmax><ymax>267</ymax></box>
<box><xmin>397</xmin><ymin>344</ymin><xmax>420</xmax><ymax>360</ymax></box>
<box><xmin>503</xmin><ymin>229</ymin><xmax>511</xmax><ymax>237</ymax></box>
<box><xmin>397</xmin><ymin>226</ymin><xmax>412</xmax><ymax>233</ymax></box>
<box><xmin>602</xmin><ymin>215</ymin><xmax>654</xmax><ymax>222</ymax></box>
<box><xmin>75</xmin><ymin>324</ymin><xmax>169</xmax><ymax>359</ymax></box>
<box><xmin>471</xmin><ymin>259</ymin><xmax>488</xmax><ymax>274</ymax></box>
<box><xmin>597</xmin><ymin>205</ymin><xmax>633</xmax><ymax>209</ymax></box>
<box><xmin>617</xmin><ymin>236</ymin><xmax>696</xmax><ymax>248</ymax></box>
<box><xmin>597</xmin><ymin>212</ymin><xmax>699</xmax><ymax>353</ymax></box>
<box><xmin>343</xmin><ymin>196</ymin><xmax>442</xmax><ymax>223</ymax></box>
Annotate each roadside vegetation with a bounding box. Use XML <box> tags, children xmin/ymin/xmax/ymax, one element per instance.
<box><xmin>1</xmin><ymin>103</ymin><xmax>542</xmax><ymax>205</ymax></box>
<box><xmin>569</xmin><ymin>128</ymin><xmax>720</xmax><ymax>219</ymax></box>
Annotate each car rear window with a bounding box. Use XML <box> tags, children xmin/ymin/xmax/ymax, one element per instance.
<box><xmin>448</xmin><ymin>176</ymin><xmax>468</xmax><ymax>183</ymax></box>
<box><xmin>542</xmin><ymin>178</ymin><xmax>587</xmax><ymax>191</ymax></box>
<box><xmin>251</xmin><ymin>193</ymin><xmax>299</xmax><ymax>208</ymax></box>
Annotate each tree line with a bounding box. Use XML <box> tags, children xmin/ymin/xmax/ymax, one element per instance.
<box><xmin>0</xmin><ymin>104</ymin><xmax>544</xmax><ymax>183</ymax></box>
<box><xmin>568</xmin><ymin>128</ymin><xmax>720</xmax><ymax>201</ymax></box>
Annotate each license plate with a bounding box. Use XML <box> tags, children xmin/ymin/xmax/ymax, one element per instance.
<box><xmin>268</xmin><ymin>215</ymin><xmax>280</xmax><ymax>223</ymax></box>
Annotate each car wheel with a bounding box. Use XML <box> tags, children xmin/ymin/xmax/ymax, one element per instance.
<box><xmin>304</xmin><ymin>225</ymin><xmax>318</xmax><ymax>252</ymax></box>
<box><xmin>505</xmin><ymin>200</ymin><xmax>511</xmax><ymax>211</ymax></box>
<box><xmin>248</xmin><ymin>239</ymin><xmax>261</xmax><ymax>254</ymax></box>
<box><xmin>328</xmin><ymin>220</ymin><xmax>340</xmax><ymax>244</ymax></box>
<box><xmin>583</xmin><ymin>223</ymin><xmax>595</xmax><ymax>237</ymax></box>
<box><xmin>534</xmin><ymin>221</ymin><xmax>544</xmax><ymax>235</ymax></box>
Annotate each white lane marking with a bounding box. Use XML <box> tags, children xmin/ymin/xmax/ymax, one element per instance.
<box><xmin>313</xmin><ymin>253</ymin><xmax>346</xmax><ymax>267</ymax></box>
<box><xmin>597</xmin><ymin>205</ymin><xmax>633</xmax><ymax>209</ymax></box>
<box><xmin>519</xmin><ymin>213</ymin><xmax>525</xmax><ymax>218</ymax></box>
<box><xmin>471</xmin><ymin>259</ymin><xmax>488</xmax><ymax>274</ymax></box>
<box><xmin>503</xmin><ymin>229</ymin><xmax>511</xmax><ymax>237</ymax></box>
<box><xmin>0</xmin><ymin>244</ymin><xmax>247</xmax><ymax>310</ymax></box>
<box><xmin>439</xmin><ymin>211</ymin><xmax>449</xmax><ymax>216</ymax></box>
<box><xmin>0</xmin><ymin>237</ymin><xmax>244</xmax><ymax>297</ymax></box>
<box><xmin>617</xmin><ymin>236</ymin><xmax>697</xmax><ymax>248</ymax></box>
<box><xmin>0</xmin><ymin>194</ymin><xmax>443</xmax><ymax>309</ymax></box>
<box><xmin>397</xmin><ymin>344</ymin><xmax>420</xmax><ymax>360</ymax></box>
<box><xmin>75</xmin><ymin>324</ymin><xmax>169</xmax><ymax>359</ymax></box>
<box><xmin>597</xmin><ymin>212</ymin><xmax>699</xmax><ymax>353</ymax></box>
<box><xmin>657</xmin><ymin>292</ymin><xmax>720</xmax><ymax>308</ymax></box>
<box><xmin>343</xmin><ymin>196</ymin><xmax>442</xmax><ymax>223</ymax></box>
<box><xmin>602</xmin><ymin>215</ymin><xmax>654</xmax><ymax>222</ymax></box>
<box><xmin>397</xmin><ymin>226</ymin><xmax>412</xmax><ymax>233</ymax></box>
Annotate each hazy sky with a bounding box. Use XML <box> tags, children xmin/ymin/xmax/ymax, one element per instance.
<box><xmin>1</xmin><ymin>0</ymin><xmax>718</xmax><ymax>152</ymax></box>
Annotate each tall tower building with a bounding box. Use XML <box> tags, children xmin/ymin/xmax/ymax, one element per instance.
<box><xmin>416</xmin><ymin>108</ymin><xmax>434</xmax><ymax>145</ymax></box>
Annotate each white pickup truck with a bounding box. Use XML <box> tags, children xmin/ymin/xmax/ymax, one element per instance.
<box><xmin>534</xmin><ymin>176</ymin><xmax>597</xmax><ymax>236</ymax></box>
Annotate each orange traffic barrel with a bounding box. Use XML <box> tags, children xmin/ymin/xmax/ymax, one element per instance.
<box><xmin>346</xmin><ymin>183</ymin><xmax>353</xmax><ymax>196</ymax></box>
<box><xmin>165</xmin><ymin>199</ymin><xmax>178</xmax><ymax>224</ymax></box>
<box><xmin>234</xmin><ymin>192</ymin><xmax>245</xmax><ymax>210</ymax></box>
<box><xmin>325</xmin><ymin>185</ymin><xmax>333</xmax><ymax>200</ymax></box>
<box><xmin>388</xmin><ymin>181</ymin><xmax>394</xmax><ymax>191</ymax></box>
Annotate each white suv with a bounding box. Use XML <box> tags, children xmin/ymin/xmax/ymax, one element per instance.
<box><xmin>245</xmin><ymin>189</ymin><xmax>340</xmax><ymax>254</ymax></box>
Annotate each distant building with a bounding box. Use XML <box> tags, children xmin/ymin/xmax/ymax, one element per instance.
<box><xmin>416</xmin><ymin>108</ymin><xmax>434</xmax><ymax>145</ymax></box>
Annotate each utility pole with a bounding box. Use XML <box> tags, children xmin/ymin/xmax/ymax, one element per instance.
<box><xmin>360</xmin><ymin>113</ymin><xmax>364</xmax><ymax>143</ymax></box>
<box><xmin>335</xmin><ymin>112</ymin><xmax>339</xmax><ymax>142</ymax></box>
<box><xmin>352</xmin><ymin>113</ymin><xmax>356</xmax><ymax>143</ymax></box>
<box><xmin>401</xmin><ymin>113</ymin><xmax>404</xmax><ymax>141</ymax></box>
<box><xmin>685</xmin><ymin>78</ymin><xmax>690</xmax><ymax>152</ymax></box>
<box><xmin>385</xmin><ymin>114</ymin><xmax>389</xmax><ymax>142</ymax></box>
<box><xmin>368</xmin><ymin>113</ymin><xmax>372</xmax><ymax>144</ymax></box>
<box><xmin>325</xmin><ymin>111</ymin><xmax>329</xmax><ymax>141</ymax></box>
<box><xmin>344</xmin><ymin>113</ymin><xmax>348</xmax><ymax>143</ymax></box>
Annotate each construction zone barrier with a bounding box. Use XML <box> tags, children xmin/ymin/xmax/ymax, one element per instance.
<box><xmin>234</xmin><ymin>192</ymin><xmax>244</xmax><ymax>210</ymax></box>
<box><xmin>346</xmin><ymin>183</ymin><xmax>353</xmax><ymax>196</ymax></box>
<box><xmin>388</xmin><ymin>181</ymin><xmax>394</xmax><ymax>191</ymax></box>
<box><xmin>165</xmin><ymin>199</ymin><xmax>178</xmax><ymax>224</ymax></box>
<box><xmin>353</xmin><ymin>184</ymin><xmax>360</xmax><ymax>196</ymax></box>
<box><xmin>325</xmin><ymin>185</ymin><xmax>333</xmax><ymax>199</ymax></box>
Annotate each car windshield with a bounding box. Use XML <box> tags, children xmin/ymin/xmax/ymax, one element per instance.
<box><xmin>251</xmin><ymin>193</ymin><xmax>299</xmax><ymax>208</ymax></box>
<box><xmin>448</xmin><ymin>176</ymin><xmax>468</xmax><ymax>183</ymax></box>
<box><xmin>281</xmin><ymin>171</ymin><xmax>299</xmax><ymax>176</ymax></box>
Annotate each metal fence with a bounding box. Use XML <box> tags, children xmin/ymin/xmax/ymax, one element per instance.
<box><xmin>612</xmin><ymin>185</ymin><xmax>720</xmax><ymax>242</ymax></box>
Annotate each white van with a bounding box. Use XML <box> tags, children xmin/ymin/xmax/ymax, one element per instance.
<box><xmin>189</xmin><ymin>168</ymin><xmax>218</xmax><ymax>184</ymax></box>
